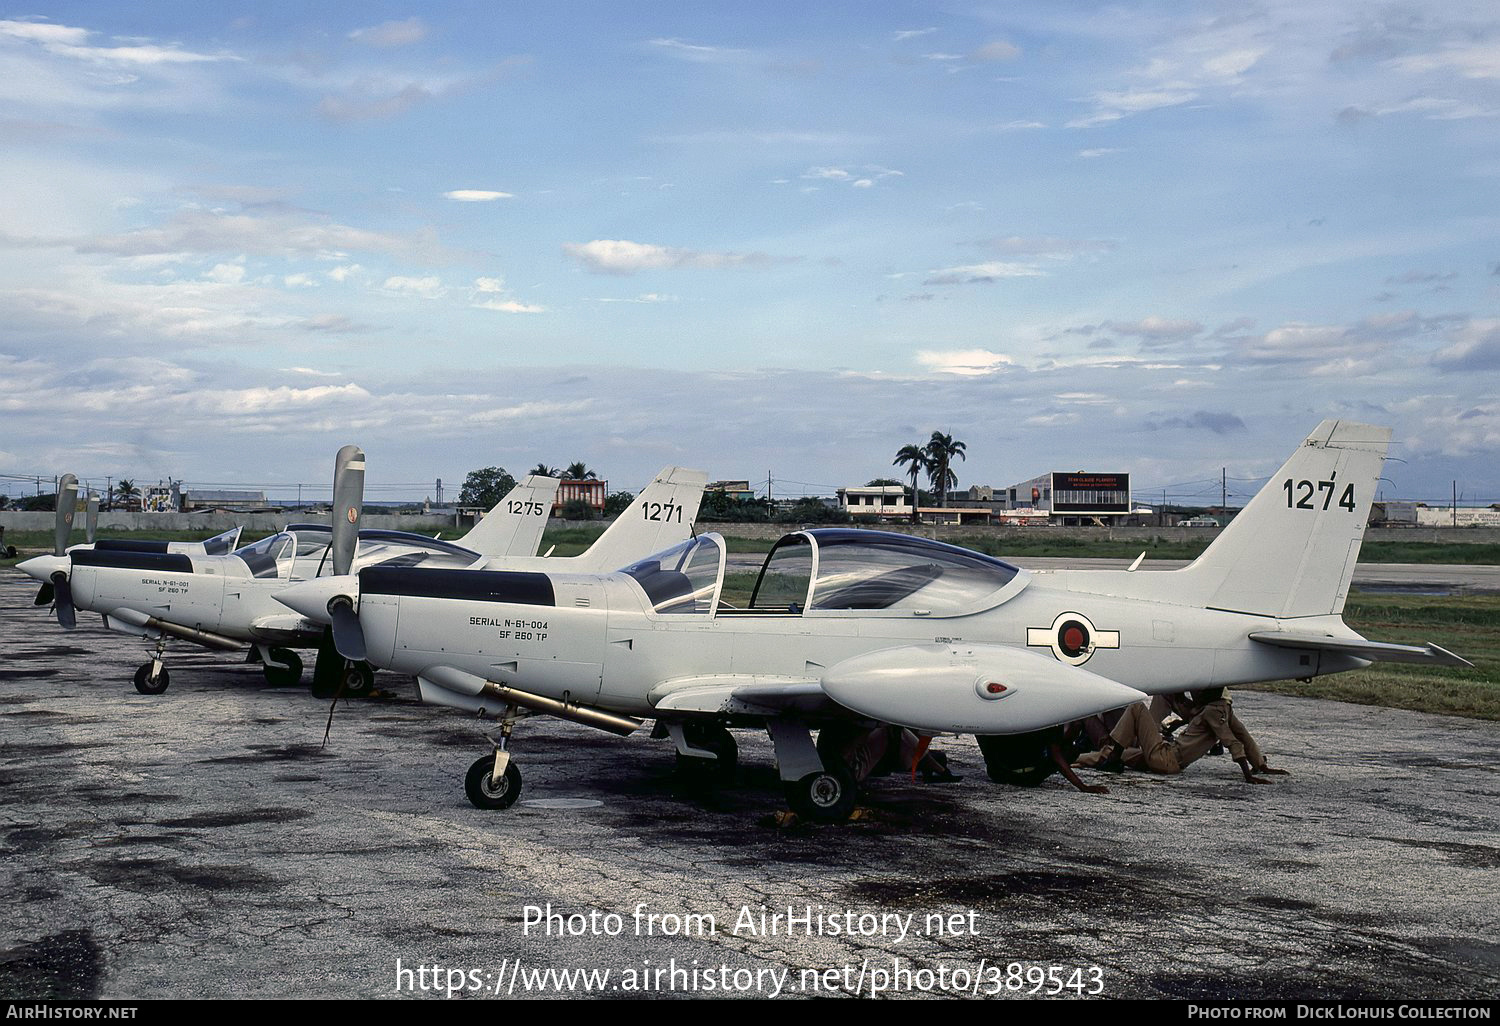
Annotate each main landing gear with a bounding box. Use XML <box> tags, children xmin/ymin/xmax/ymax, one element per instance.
<box><xmin>465</xmin><ymin>705</ymin><xmax>523</xmax><ymax>810</ymax></box>
<box><xmin>258</xmin><ymin>646</ymin><xmax>303</xmax><ymax>688</ymax></box>
<box><xmin>133</xmin><ymin>637</ymin><xmax>170</xmax><ymax>695</ymax></box>
<box><xmin>666</xmin><ymin>721</ymin><xmax>739</xmax><ymax>786</ymax></box>
<box><xmin>767</xmin><ymin>718</ymin><xmax>860</xmax><ymax>823</ymax></box>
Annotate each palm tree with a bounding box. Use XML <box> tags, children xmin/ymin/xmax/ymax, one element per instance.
<box><xmin>892</xmin><ymin>444</ymin><xmax>928</xmax><ymax>524</ymax></box>
<box><xmin>115</xmin><ymin>479</ymin><xmax>139</xmax><ymax>511</ymax></box>
<box><xmin>564</xmin><ymin>461</ymin><xmax>597</xmax><ymax>480</ymax></box>
<box><xmin>530</xmin><ymin>463</ymin><xmax>559</xmax><ymax>478</ymax></box>
<box><xmin>924</xmin><ymin>431</ymin><xmax>967</xmax><ymax>508</ymax></box>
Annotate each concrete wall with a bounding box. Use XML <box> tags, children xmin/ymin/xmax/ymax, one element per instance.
<box><xmin>0</xmin><ymin>510</ymin><xmax>455</xmax><ymax>536</ymax></box>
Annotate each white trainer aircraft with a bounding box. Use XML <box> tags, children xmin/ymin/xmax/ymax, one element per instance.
<box><xmin>23</xmin><ymin>474</ymin><xmax>241</xmax><ymax>623</ymax></box>
<box><xmin>19</xmin><ymin>451</ymin><xmax>560</xmax><ymax>695</ymax></box>
<box><xmin>21</xmin><ymin>454</ymin><xmax>707</xmax><ymax>698</ymax></box>
<box><xmin>279</xmin><ymin>419</ymin><xmax>1470</xmax><ymax>821</ymax></box>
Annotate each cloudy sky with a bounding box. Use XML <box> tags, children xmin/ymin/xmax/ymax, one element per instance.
<box><xmin>1</xmin><ymin>2</ymin><xmax>1497</xmax><ymax>506</ymax></box>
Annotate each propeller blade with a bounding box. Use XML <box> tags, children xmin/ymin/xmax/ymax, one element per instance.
<box><xmin>85</xmin><ymin>494</ymin><xmax>99</xmax><ymax>544</ymax></box>
<box><xmin>54</xmin><ymin>474</ymin><xmax>79</xmax><ymax>556</ymax></box>
<box><xmin>34</xmin><ymin>582</ymin><xmax>54</xmax><ymax>606</ymax></box>
<box><xmin>52</xmin><ymin>573</ymin><xmax>76</xmax><ymax>630</ymax></box>
<box><xmin>330</xmin><ymin>445</ymin><xmax>365</xmax><ymax>577</ymax></box>
<box><xmin>328</xmin><ymin>600</ymin><xmax>367</xmax><ymax>662</ymax></box>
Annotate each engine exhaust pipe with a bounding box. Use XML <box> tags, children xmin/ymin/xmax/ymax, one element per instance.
<box><xmin>109</xmin><ymin>606</ymin><xmax>244</xmax><ymax>652</ymax></box>
<box><xmin>477</xmin><ymin>681</ymin><xmax>642</xmax><ymax>736</ymax></box>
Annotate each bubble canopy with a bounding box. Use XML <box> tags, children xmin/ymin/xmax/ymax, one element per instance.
<box><xmin>622</xmin><ymin>529</ymin><xmax>1025</xmax><ymax>617</ymax></box>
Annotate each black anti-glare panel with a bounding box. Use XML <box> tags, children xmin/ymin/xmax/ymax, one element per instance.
<box><xmin>360</xmin><ymin>567</ymin><xmax>556</xmax><ymax>607</ymax></box>
<box><xmin>72</xmin><ymin>549</ymin><xmax>194</xmax><ymax>573</ymax></box>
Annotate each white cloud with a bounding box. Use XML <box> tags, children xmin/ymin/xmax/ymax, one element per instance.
<box><xmin>0</xmin><ymin>18</ymin><xmax>236</xmax><ymax>66</ymax></box>
<box><xmin>444</xmin><ymin>189</ymin><xmax>513</xmax><ymax>202</ymax></box>
<box><xmin>348</xmin><ymin>18</ymin><xmax>428</xmax><ymax>49</ymax></box>
<box><xmin>971</xmin><ymin>40</ymin><xmax>1020</xmax><ymax>62</ymax></box>
<box><xmin>1396</xmin><ymin>42</ymin><xmax>1500</xmax><ymax>81</ymax></box>
<box><xmin>204</xmin><ymin>261</ymin><xmax>246</xmax><ymax>285</ymax></box>
<box><xmin>915</xmin><ymin>349</ymin><xmax>1013</xmax><ymax>376</ymax></box>
<box><xmin>563</xmin><ymin>239</ymin><xmax>773</xmax><ymax>275</ymax></box>
<box><xmin>381</xmin><ymin>275</ymin><xmax>445</xmax><ymax>299</ymax></box>
<box><xmin>474</xmin><ymin>299</ymin><xmax>545</xmax><ymax>314</ymax></box>
<box><xmin>283</xmin><ymin>273</ymin><xmax>318</xmax><ymax>288</ymax></box>
<box><xmin>924</xmin><ymin>261</ymin><xmax>1044</xmax><ymax>285</ymax></box>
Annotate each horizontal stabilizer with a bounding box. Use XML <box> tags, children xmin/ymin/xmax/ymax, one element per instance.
<box><xmin>1248</xmin><ymin>631</ymin><xmax>1473</xmax><ymax>667</ymax></box>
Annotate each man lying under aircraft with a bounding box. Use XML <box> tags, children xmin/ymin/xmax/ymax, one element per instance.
<box><xmin>279</xmin><ymin>419</ymin><xmax>1470</xmax><ymax>822</ymax></box>
<box><xmin>18</xmin><ymin>452</ymin><xmax>559</xmax><ymax>695</ymax></box>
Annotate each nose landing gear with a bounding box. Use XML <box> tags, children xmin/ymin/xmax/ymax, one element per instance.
<box><xmin>133</xmin><ymin>638</ymin><xmax>171</xmax><ymax>695</ymax></box>
<box><xmin>464</xmin><ymin>706</ymin><xmax>523</xmax><ymax>810</ymax></box>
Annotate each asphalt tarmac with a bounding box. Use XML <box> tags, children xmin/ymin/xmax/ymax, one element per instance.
<box><xmin>2</xmin><ymin>568</ymin><xmax>1497</xmax><ymax>1001</ymax></box>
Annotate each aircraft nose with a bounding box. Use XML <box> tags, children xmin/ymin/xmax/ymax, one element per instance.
<box><xmin>16</xmin><ymin>554</ymin><xmax>66</xmax><ymax>584</ymax></box>
<box><xmin>275</xmin><ymin>576</ymin><xmax>358</xmax><ymax>624</ymax></box>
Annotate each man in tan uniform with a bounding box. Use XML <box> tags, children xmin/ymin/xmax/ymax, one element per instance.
<box><xmin>1074</xmin><ymin>689</ymin><xmax>1281</xmax><ymax>783</ymax></box>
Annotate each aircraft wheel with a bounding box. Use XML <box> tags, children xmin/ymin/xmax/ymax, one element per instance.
<box><xmin>133</xmin><ymin>663</ymin><xmax>170</xmax><ymax>696</ymax></box>
<box><xmin>976</xmin><ymin>732</ymin><xmax>1058</xmax><ymax>787</ymax></box>
<box><xmin>262</xmin><ymin>649</ymin><xmax>303</xmax><ymax>687</ymax></box>
<box><xmin>342</xmin><ymin>661</ymin><xmax>375</xmax><ymax>698</ymax></box>
<box><xmin>465</xmin><ymin>755</ymin><xmax>522</xmax><ymax>810</ymax></box>
<box><xmin>785</xmin><ymin>765</ymin><xmax>858</xmax><ymax>823</ymax></box>
<box><xmin>675</xmin><ymin>723</ymin><xmax>738</xmax><ymax>785</ymax></box>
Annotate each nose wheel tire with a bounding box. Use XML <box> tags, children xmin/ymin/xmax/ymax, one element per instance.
<box><xmin>262</xmin><ymin>648</ymin><xmax>303</xmax><ymax>687</ymax></box>
<box><xmin>784</xmin><ymin>765</ymin><xmax>858</xmax><ymax>823</ymax></box>
<box><xmin>465</xmin><ymin>755</ymin><xmax>523</xmax><ymax>810</ymax></box>
<box><xmin>133</xmin><ymin>663</ymin><xmax>170</xmax><ymax>695</ymax></box>
<box><xmin>342</xmin><ymin>661</ymin><xmax>375</xmax><ymax>698</ymax></box>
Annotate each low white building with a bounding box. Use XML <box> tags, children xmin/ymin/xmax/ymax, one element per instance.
<box><xmin>838</xmin><ymin>485</ymin><xmax>911</xmax><ymax>519</ymax></box>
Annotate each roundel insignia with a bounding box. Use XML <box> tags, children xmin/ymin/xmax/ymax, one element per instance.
<box><xmin>346</xmin><ymin>506</ymin><xmax>358</xmax><ymax>524</ymax></box>
<box><xmin>1027</xmin><ymin>611</ymin><xmax>1120</xmax><ymax>666</ymax></box>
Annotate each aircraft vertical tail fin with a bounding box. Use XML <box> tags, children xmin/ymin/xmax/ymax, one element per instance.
<box><xmin>572</xmin><ymin>467</ymin><xmax>708</xmax><ymax>571</ymax></box>
<box><xmin>456</xmin><ymin>476</ymin><xmax>560</xmax><ymax>558</ymax></box>
<box><xmin>1177</xmin><ymin>420</ymin><xmax>1391</xmax><ymax>618</ymax></box>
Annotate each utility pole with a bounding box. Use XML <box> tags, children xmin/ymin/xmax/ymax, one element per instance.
<box><xmin>766</xmin><ymin>470</ymin><xmax>773</xmax><ymax>513</ymax></box>
<box><xmin>1221</xmin><ymin>468</ymin><xmax>1226</xmax><ymax>514</ymax></box>
<box><xmin>1453</xmin><ymin>480</ymin><xmax>1458</xmax><ymax>528</ymax></box>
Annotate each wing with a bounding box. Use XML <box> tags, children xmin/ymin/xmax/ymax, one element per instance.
<box><xmin>1248</xmin><ymin>630</ymin><xmax>1472</xmax><ymax>667</ymax></box>
<box><xmin>649</xmin><ymin>676</ymin><xmax>829</xmax><ymax>715</ymax></box>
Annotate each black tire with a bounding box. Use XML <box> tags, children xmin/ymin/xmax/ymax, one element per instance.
<box><xmin>674</xmin><ymin>722</ymin><xmax>739</xmax><ymax>785</ymax></box>
<box><xmin>133</xmin><ymin>663</ymin><xmax>170</xmax><ymax>696</ymax></box>
<box><xmin>342</xmin><ymin>661</ymin><xmax>375</xmax><ymax>698</ymax></box>
<box><xmin>976</xmin><ymin>730</ymin><xmax>1060</xmax><ymax>787</ymax></box>
<box><xmin>784</xmin><ymin>765</ymin><xmax>859</xmax><ymax>823</ymax></box>
<box><xmin>262</xmin><ymin>648</ymin><xmax>303</xmax><ymax>687</ymax></box>
<box><xmin>465</xmin><ymin>755</ymin><xmax>522</xmax><ymax>810</ymax></box>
